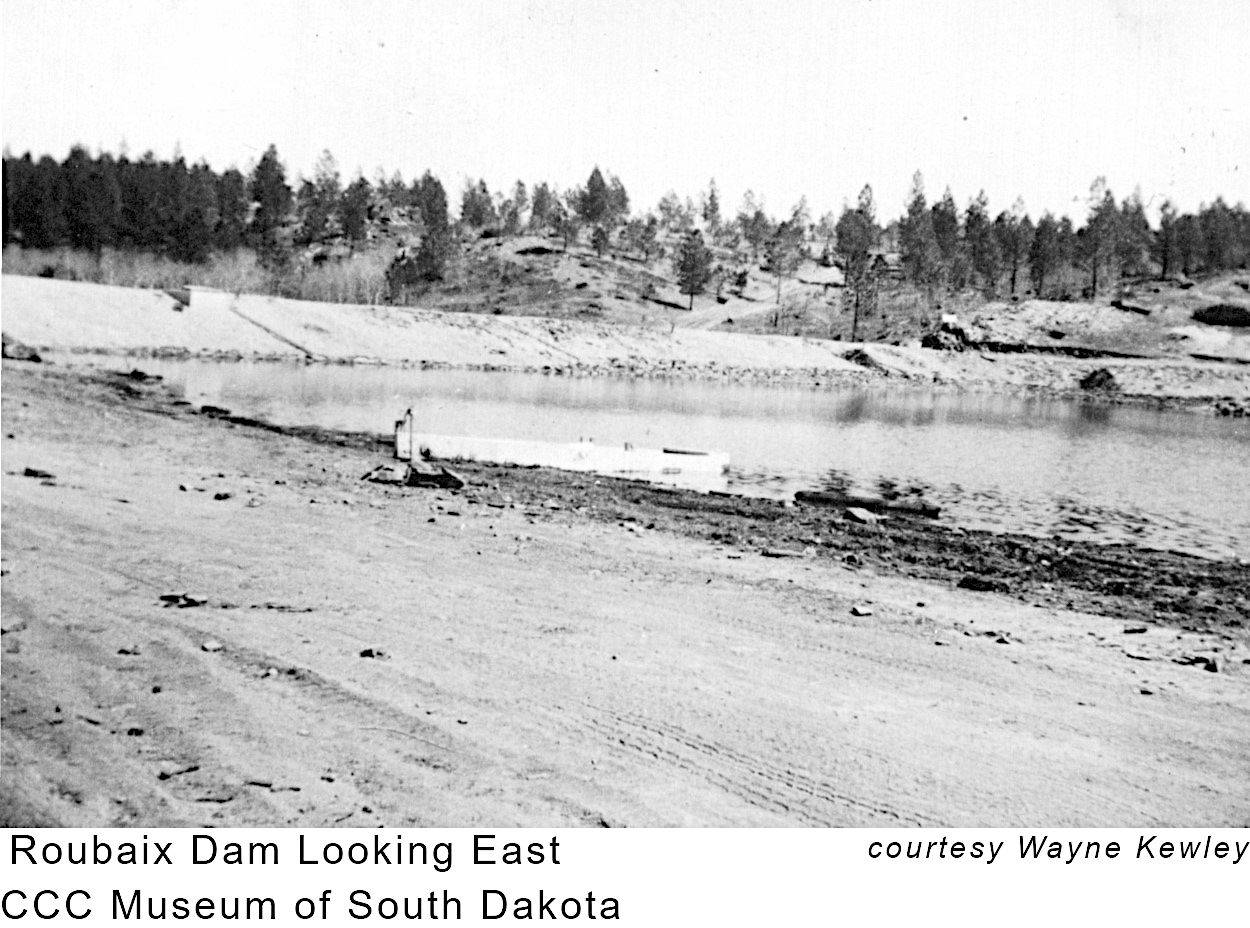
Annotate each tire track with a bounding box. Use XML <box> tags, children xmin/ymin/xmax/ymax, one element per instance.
<box><xmin>579</xmin><ymin>706</ymin><xmax>934</xmax><ymax>826</ymax></box>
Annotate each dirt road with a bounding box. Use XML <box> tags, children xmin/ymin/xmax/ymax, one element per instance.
<box><xmin>2</xmin><ymin>362</ymin><xmax>1247</xmax><ymax>826</ymax></box>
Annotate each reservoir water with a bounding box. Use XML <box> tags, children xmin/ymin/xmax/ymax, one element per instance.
<box><xmin>113</xmin><ymin>358</ymin><xmax>1250</xmax><ymax>561</ymax></box>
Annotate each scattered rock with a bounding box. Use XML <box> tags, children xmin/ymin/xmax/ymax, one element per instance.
<box><xmin>21</xmin><ymin>467</ymin><xmax>55</xmax><ymax>480</ymax></box>
<box><xmin>850</xmin><ymin>604</ymin><xmax>874</xmax><ymax>617</ymax></box>
<box><xmin>201</xmin><ymin>639</ymin><xmax>224</xmax><ymax>653</ymax></box>
<box><xmin>117</xmin><ymin>645</ymin><xmax>141</xmax><ymax>656</ymax></box>
<box><xmin>213</xmin><ymin>491</ymin><xmax>233</xmax><ymax>501</ymax></box>
<box><xmin>359</xmin><ymin>647</ymin><xmax>387</xmax><ymax>659</ymax></box>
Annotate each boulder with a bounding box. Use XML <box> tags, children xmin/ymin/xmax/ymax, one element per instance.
<box><xmin>1078</xmin><ymin>368</ymin><xmax>1119</xmax><ymax>392</ymax></box>
<box><xmin>1193</xmin><ymin>304</ymin><xmax>1250</xmax><ymax>327</ymax></box>
<box><xmin>844</xmin><ymin>507</ymin><xmax>881</xmax><ymax>525</ymax></box>
<box><xmin>405</xmin><ymin>462</ymin><xmax>466</xmax><ymax>490</ymax></box>
<box><xmin>2</xmin><ymin>334</ymin><xmax>41</xmax><ymax>363</ymax></box>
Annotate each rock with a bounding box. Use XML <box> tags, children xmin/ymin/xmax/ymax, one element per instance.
<box><xmin>359</xmin><ymin>647</ymin><xmax>387</xmax><ymax>659</ymax></box>
<box><xmin>761</xmin><ymin>547</ymin><xmax>805</xmax><ymax>558</ymax></box>
<box><xmin>957</xmin><ymin>574</ymin><xmax>1009</xmax><ymax>593</ymax></box>
<box><xmin>842</xmin><ymin>348</ymin><xmax>888</xmax><ymax>373</ymax></box>
<box><xmin>1110</xmin><ymin>298</ymin><xmax>1151</xmax><ymax>316</ymax></box>
<box><xmin>1078</xmin><ymin>368</ymin><xmax>1119</xmax><ymax>392</ymax></box>
<box><xmin>850</xmin><ymin>605</ymin><xmax>874</xmax><ymax>617</ymax></box>
<box><xmin>844</xmin><ymin>507</ymin><xmax>880</xmax><ymax>525</ymax></box>
<box><xmin>1123</xmin><ymin>626</ymin><xmax>1148</xmax><ymax>634</ymax></box>
<box><xmin>1193</xmin><ymin>304</ymin><xmax>1250</xmax><ymax>327</ymax></box>
<box><xmin>213</xmin><ymin>491</ymin><xmax>233</xmax><ymax>501</ymax></box>
<box><xmin>160</xmin><ymin>593</ymin><xmax>206</xmax><ymax>609</ymax></box>
<box><xmin>21</xmin><ymin>467</ymin><xmax>55</xmax><ymax>480</ymax></box>
<box><xmin>201</xmin><ymin>639</ymin><xmax>223</xmax><ymax>653</ymax></box>
<box><xmin>404</xmin><ymin>462</ymin><xmax>466</xmax><ymax>490</ymax></box>
<box><xmin>2</xmin><ymin>334</ymin><xmax>42</xmax><ymax>363</ymax></box>
<box><xmin>361</xmin><ymin>463</ymin><xmax>407</xmax><ymax>485</ymax></box>
<box><xmin>157</xmin><ymin>763</ymin><xmax>200</xmax><ymax>781</ymax></box>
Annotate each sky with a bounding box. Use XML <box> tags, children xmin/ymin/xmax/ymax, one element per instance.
<box><xmin>3</xmin><ymin>0</ymin><xmax>1248</xmax><ymax>223</ymax></box>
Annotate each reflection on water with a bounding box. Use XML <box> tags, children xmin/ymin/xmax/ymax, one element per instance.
<box><xmin>100</xmin><ymin>357</ymin><xmax>1250</xmax><ymax>561</ymax></box>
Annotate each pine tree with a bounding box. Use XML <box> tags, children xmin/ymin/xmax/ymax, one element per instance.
<box><xmin>62</xmin><ymin>146</ymin><xmax>119</xmax><ymax>253</ymax></box>
<box><xmin>1116</xmin><ymin>190</ymin><xmax>1151</xmax><ymax>279</ymax></box>
<box><xmin>835</xmin><ymin>192</ymin><xmax>879</xmax><ymax>340</ymax></box>
<box><xmin>964</xmin><ymin>190</ymin><xmax>1002</xmax><ymax>294</ymax></box>
<box><xmin>1175</xmin><ymin>213</ymin><xmax>1204</xmax><ymax>275</ymax></box>
<box><xmin>249</xmin><ymin>144</ymin><xmax>292</xmax><ymax>253</ymax></box>
<box><xmin>993</xmin><ymin>199</ymin><xmax>1034</xmax><ymax>296</ymax></box>
<box><xmin>591</xmin><ymin>224</ymin><xmax>610</xmax><ymax>257</ymax></box>
<box><xmin>764</xmin><ymin>220</ymin><xmax>803</xmax><ymax>323</ymax></box>
<box><xmin>899</xmin><ymin>171</ymin><xmax>941</xmax><ymax>302</ymax></box>
<box><xmin>340</xmin><ymin>176</ymin><xmax>373</xmax><ymax>247</ymax></box>
<box><xmin>1080</xmin><ymin>177</ymin><xmax>1120</xmax><ymax>296</ymax></box>
<box><xmin>460</xmin><ymin>178</ymin><xmax>496</xmax><ymax>229</ymax></box>
<box><xmin>577</xmin><ymin>167</ymin><xmax>612</xmax><ymax>228</ymax></box>
<box><xmin>413</xmin><ymin>171</ymin><xmax>451</xmax><ymax>234</ymax></box>
<box><xmin>930</xmin><ymin>187</ymin><xmax>964</xmax><ymax>289</ymax></box>
<box><xmin>1156</xmin><ymin>200</ymin><xmax>1178</xmax><ymax>280</ymax></box>
<box><xmin>529</xmin><ymin>182</ymin><xmax>555</xmax><ymax>232</ymax></box>
<box><xmin>674</xmin><ymin>230</ymin><xmax>714</xmax><ymax>311</ymax></box>
<box><xmin>214</xmin><ymin>168</ymin><xmax>249</xmax><ymax>250</ymax></box>
<box><xmin>702</xmin><ymin>179</ymin><xmax>721</xmax><ymax>232</ymax></box>
<box><xmin>1029</xmin><ymin>213</ymin><xmax>1061</xmax><ymax>297</ymax></box>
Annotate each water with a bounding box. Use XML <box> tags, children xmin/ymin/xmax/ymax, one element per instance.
<box><xmin>112</xmin><ymin>358</ymin><xmax>1250</xmax><ymax>560</ymax></box>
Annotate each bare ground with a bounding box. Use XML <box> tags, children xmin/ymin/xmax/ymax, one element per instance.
<box><xmin>2</xmin><ymin>361</ymin><xmax>1248</xmax><ymax>826</ymax></box>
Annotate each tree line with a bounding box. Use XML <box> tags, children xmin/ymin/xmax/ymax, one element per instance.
<box><xmin>4</xmin><ymin>145</ymin><xmax>1249</xmax><ymax>306</ymax></box>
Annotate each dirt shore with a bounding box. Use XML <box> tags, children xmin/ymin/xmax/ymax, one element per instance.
<box><xmin>2</xmin><ymin>360</ymin><xmax>1248</xmax><ymax>826</ymax></box>
<box><xmin>5</xmin><ymin>275</ymin><xmax>1250</xmax><ymax>412</ymax></box>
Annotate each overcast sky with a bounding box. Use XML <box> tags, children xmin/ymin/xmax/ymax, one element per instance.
<box><xmin>3</xmin><ymin>0</ymin><xmax>1247</xmax><ymax>222</ymax></box>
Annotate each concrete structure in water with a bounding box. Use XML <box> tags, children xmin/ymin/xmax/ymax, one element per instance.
<box><xmin>394</xmin><ymin>408</ymin><xmax>729</xmax><ymax>480</ymax></box>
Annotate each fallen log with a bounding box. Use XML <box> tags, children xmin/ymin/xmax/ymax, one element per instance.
<box><xmin>794</xmin><ymin>490</ymin><xmax>940</xmax><ymax>519</ymax></box>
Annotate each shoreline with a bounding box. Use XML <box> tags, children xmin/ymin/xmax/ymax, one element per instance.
<box><xmin>4</xmin><ymin>274</ymin><xmax>1250</xmax><ymax>414</ymax></box>
<box><xmin>3</xmin><ymin>360</ymin><xmax>1247</xmax><ymax>826</ymax></box>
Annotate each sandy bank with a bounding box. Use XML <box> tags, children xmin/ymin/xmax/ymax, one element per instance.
<box><xmin>2</xmin><ymin>361</ymin><xmax>1248</xmax><ymax>826</ymax></box>
<box><xmin>4</xmin><ymin>275</ymin><xmax>1250</xmax><ymax>406</ymax></box>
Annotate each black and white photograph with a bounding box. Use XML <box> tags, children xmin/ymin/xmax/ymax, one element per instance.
<box><xmin>2</xmin><ymin>0</ymin><xmax>1248</xmax><ymax>830</ymax></box>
